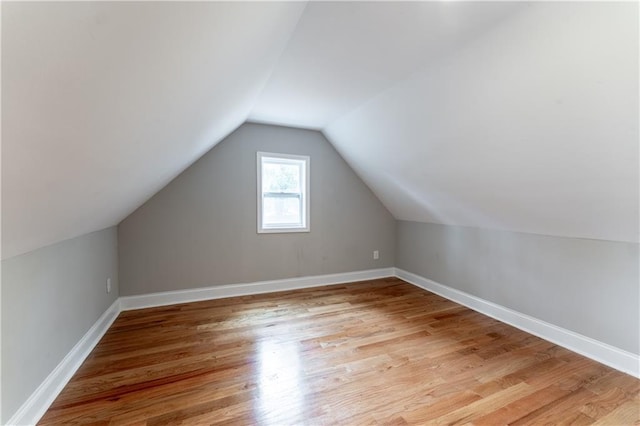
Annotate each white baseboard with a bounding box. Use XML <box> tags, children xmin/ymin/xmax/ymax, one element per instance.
<box><xmin>7</xmin><ymin>268</ymin><xmax>393</xmax><ymax>425</ymax></box>
<box><xmin>7</xmin><ymin>299</ymin><xmax>121</xmax><ymax>426</ymax></box>
<box><xmin>8</xmin><ymin>266</ymin><xmax>638</xmax><ymax>425</ymax></box>
<box><xmin>394</xmin><ymin>268</ymin><xmax>640</xmax><ymax>378</ymax></box>
<box><xmin>120</xmin><ymin>268</ymin><xmax>395</xmax><ymax>311</ymax></box>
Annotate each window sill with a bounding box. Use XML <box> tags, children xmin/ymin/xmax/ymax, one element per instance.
<box><xmin>257</xmin><ymin>227</ymin><xmax>310</xmax><ymax>234</ymax></box>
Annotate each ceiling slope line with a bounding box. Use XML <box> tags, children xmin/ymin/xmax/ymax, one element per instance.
<box><xmin>246</xmin><ymin>1</ymin><xmax>311</xmax><ymax>126</ymax></box>
<box><xmin>111</xmin><ymin>3</ymin><xmax>312</xmax><ymax>236</ymax></box>
<box><xmin>323</xmin><ymin>2</ymin><xmax>639</xmax><ymax>243</ymax></box>
<box><xmin>1</xmin><ymin>2</ymin><xmax>310</xmax><ymax>259</ymax></box>
<box><xmin>322</xmin><ymin>3</ymin><xmax>527</xmax><ymax>132</ymax></box>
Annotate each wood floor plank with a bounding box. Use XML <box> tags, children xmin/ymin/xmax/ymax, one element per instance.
<box><xmin>591</xmin><ymin>400</ymin><xmax>640</xmax><ymax>425</ymax></box>
<box><xmin>38</xmin><ymin>278</ymin><xmax>639</xmax><ymax>425</ymax></box>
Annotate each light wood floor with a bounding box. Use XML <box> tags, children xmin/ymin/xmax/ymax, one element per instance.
<box><xmin>40</xmin><ymin>278</ymin><xmax>639</xmax><ymax>425</ymax></box>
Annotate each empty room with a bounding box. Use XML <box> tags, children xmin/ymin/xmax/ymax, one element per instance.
<box><xmin>2</xmin><ymin>1</ymin><xmax>639</xmax><ymax>425</ymax></box>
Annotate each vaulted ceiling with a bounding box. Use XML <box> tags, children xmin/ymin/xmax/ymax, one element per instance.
<box><xmin>2</xmin><ymin>1</ymin><xmax>638</xmax><ymax>259</ymax></box>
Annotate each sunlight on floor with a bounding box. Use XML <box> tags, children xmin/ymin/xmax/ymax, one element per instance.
<box><xmin>256</xmin><ymin>338</ymin><xmax>306</xmax><ymax>424</ymax></box>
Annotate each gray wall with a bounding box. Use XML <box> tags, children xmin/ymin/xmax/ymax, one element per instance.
<box><xmin>396</xmin><ymin>220</ymin><xmax>639</xmax><ymax>354</ymax></box>
<box><xmin>1</xmin><ymin>227</ymin><xmax>119</xmax><ymax>423</ymax></box>
<box><xmin>118</xmin><ymin>123</ymin><xmax>396</xmax><ymax>296</ymax></box>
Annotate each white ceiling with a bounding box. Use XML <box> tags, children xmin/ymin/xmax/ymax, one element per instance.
<box><xmin>325</xmin><ymin>2</ymin><xmax>639</xmax><ymax>243</ymax></box>
<box><xmin>248</xmin><ymin>1</ymin><xmax>522</xmax><ymax>129</ymax></box>
<box><xmin>2</xmin><ymin>1</ymin><xmax>305</xmax><ymax>258</ymax></box>
<box><xmin>2</xmin><ymin>1</ymin><xmax>638</xmax><ymax>259</ymax></box>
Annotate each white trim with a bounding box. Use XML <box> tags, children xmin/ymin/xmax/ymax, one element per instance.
<box><xmin>7</xmin><ymin>299</ymin><xmax>121</xmax><ymax>426</ymax></box>
<box><xmin>6</xmin><ymin>269</ymin><xmax>392</xmax><ymax>425</ymax></box>
<box><xmin>256</xmin><ymin>151</ymin><xmax>310</xmax><ymax>234</ymax></box>
<box><xmin>394</xmin><ymin>268</ymin><xmax>640</xmax><ymax>378</ymax></box>
<box><xmin>120</xmin><ymin>268</ymin><xmax>395</xmax><ymax>311</ymax></box>
<box><xmin>9</xmin><ymin>266</ymin><xmax>638</xmax><ymax>425</ymax></box>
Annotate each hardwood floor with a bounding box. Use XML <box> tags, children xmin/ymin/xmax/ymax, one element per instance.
<box><xmin>39</xmin><ymin>278</ymin><xmax>639</xmax><ymax>425</ymax></box>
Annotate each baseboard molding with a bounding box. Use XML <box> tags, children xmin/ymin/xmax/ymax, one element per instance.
<box><xmin>6</xmin><ymin>299</ymin><xmax>121</xmax><ymax>426</ymax></box>
<box><xmin>8</xmin><ymin>266</ymin><xmax>638</xmax><ymax>425</ymax></box>
<box><xmin>7</xmin><ymin>268</ymin><xmax>394</xmax><ymax>425</ymax></box>
<box><xmin>120</xmin><ymin>268</ymin><xmax>395</xmax><ymax>311</ymax></box>
<box><xmin>394</xmin><ymin>268</ymin><xmax>640</xmax><ymax>378</ymax></box>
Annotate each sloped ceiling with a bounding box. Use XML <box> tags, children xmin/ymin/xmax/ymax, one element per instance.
<box><xmin>248</xmin><ymin>1</ymin><xmax>523</xmax><ymax>129</ymax></box>
<box><xmin>2</xmin><ymin>1</ymin><xmax>638</xmax><ymax>259</ymax></box>
<box><xmin>1</xmin><ymin>1</ymin><xmax>306</xmax><ymax>258</ymax></box>
<box><xmin>324</xmin><ymin>2</ymin><xmax>639</xmax><ymax>243</ymax></box>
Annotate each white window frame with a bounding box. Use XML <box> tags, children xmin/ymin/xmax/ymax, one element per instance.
<box><xmin>257</xmin><ymin>152</ymin><xmax>310</xmax><ymax>233</ymax></box>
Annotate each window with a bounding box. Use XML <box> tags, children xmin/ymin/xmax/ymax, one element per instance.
<box><xmin>257</xmin><ymin>152</ymin><xmax>310</xmax><ymax>233</ymax></box>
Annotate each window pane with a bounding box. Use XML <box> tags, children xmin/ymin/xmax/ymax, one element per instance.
<box><xmin>262</xmin><ymin>162</ymin><xmax>301</xmax><ymax>193</ymax></box>
<box><xmin>263</xmin><ymin>195</ymin><xmax>302</xmax><ymax>226</ymax></box>
<box><xmin>257</xmin><ymin>152</ymin><xmax>309</xmax><ymax>233</ymax></box>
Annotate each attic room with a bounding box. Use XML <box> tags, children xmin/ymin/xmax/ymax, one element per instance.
<box><xmin>1</xmin><ymin>1</ymin><xmax>638</xmax><ymax>424</ymax></box>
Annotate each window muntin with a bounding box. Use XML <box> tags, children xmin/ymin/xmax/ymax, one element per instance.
<box><xmin>257</xmin><ymin>152</ymin><xmax>310</xmax><ymax>233</ymax></box>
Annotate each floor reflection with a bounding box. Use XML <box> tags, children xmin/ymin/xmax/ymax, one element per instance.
<box><xmin>256</xmin><ymin>339</ymin><xmax>305</xmax><ymax>424</ymax></box>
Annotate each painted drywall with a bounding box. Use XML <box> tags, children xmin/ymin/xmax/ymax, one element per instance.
<box><xmin>249</xmin><ymin>2</ymin><xmax>522</xmax><ymax>129</ymax></box>
<box><xmin>2</xmin><ymin>2</ymin><xmax>306</xmax><ymax>259</ymax></box>
<box><xmin>326</xmin><ymin>2</ymin><xmax>638</xmax><ymax>243</ymax></box>
<box><xmin>1</xmin><ymin>227</ymin><xmax>119</xmax><ymax>423</ymax></box>
<box><xmin>6</xmin><ymin>1</ymin><xmax>637</xmax><ymax>262</ymax></box>
<box><xmin>396</xmin><ymin>221</ymin><xmax>639</xmax><ymax>355</ymax></box>
<box><xmin>118</xmin><ymin>123</ymin><xmax>395</xmax><ymax>296</ymax></box>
